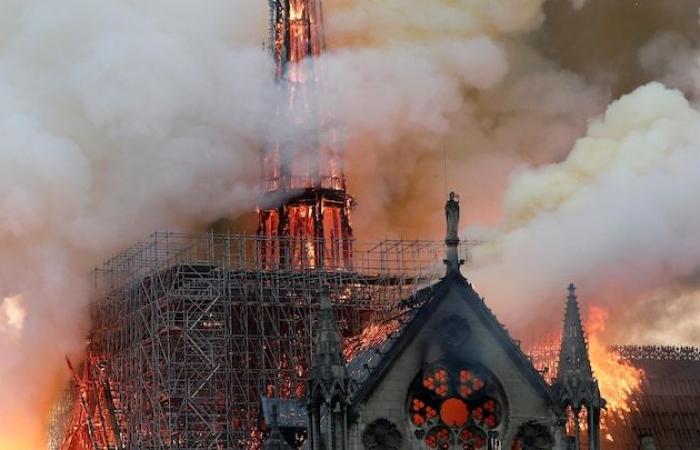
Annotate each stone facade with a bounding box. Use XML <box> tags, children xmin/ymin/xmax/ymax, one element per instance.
<box><xmin>352</xmin><ymin>280</ymin><xmax>560</xmax><ymax>449</ymax></box>
<box><xmin>263</xmin><ymin>194</ymin><xmax>603</xmax><ymax>450</ymax></box>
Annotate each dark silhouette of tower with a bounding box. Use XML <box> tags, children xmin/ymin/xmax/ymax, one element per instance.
<box><xmin>307</xmin><ymin>290</ymin><xmax>350</xmax><ymax>450</ymax></box>
<box><xmin>258</xmin><ymin>0</ymin><xmax>353</xmax><ymax>269</ymax></box>
<box><xmin>554</xmin><ymin>284</ymin><xmax>605</xmax><ymax>450</ymax></box>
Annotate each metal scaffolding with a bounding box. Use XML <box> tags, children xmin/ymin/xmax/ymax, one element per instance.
<box><xmin>53</xmin><ymin>232</ymin><xmax>472</xmax><ymax>449</ymax></box>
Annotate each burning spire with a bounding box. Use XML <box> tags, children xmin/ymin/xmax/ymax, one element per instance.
<box><xmin>259</xmin><ymin>0</ymin><xmax>353</xmax><ymax>269</ymax></box>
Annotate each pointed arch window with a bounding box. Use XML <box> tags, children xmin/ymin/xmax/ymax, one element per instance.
<box><xmin>408</xmin><ymin>364</ymin><xmax>505</xmax><ymax>450</ymax></box>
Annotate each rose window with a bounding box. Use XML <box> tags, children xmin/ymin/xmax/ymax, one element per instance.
<box><xmin>408</xmin><ymin>365</ymin><xmax>504</xmax><ymax>450</ymax></box>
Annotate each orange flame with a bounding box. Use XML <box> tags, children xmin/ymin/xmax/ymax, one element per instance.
<box><xmin>0</xmin><ymin>437</ymin><xmax>42</xmax><ymax>450</ymax></box>
<box><xmin>344</xmin><ymin>320</ymin><xmax>401</xmax><ymax>360</ymax></box>
<box><xmin>528</xmin><ymin>305</ymin><xmax>645</xmax><ymax>443</ymax></box>
<box><xmin>587</xmin><ymin>306</ymin><xmax>644</xmax><ymax>416</ymax></box>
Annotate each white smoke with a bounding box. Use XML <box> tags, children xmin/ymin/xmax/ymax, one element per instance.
<box><xmin>640</xmin><ymin>31</ymin><xmax>700</xmax><ymax>100</ymax></box>
<box><xmin>569</xmin><ymin>0</ymin><xmax>589</xmax><ymax>10</ymax></box>
<box><xmin>470</xmin><ymin>82</ymin><xmax>700</xmax><ymax>346</ymax></box>
<box><xmin>319</xmin><ymin>0</ymin><xmax>609</xmax><ymax>240</ymax></box>
<box><xmin>1</xmin><ymin>0</ymin><xmax>568</xmax><ymax>446</ymax></box>
<box><xmin>2</xmin><ymin>0</ymin><xmax>698</xmax><ymax>446</ymax></box>
<box><xmin>0</xmin><ymin>1</ymin><xmax>271</xmax><ymax>447</ymax></box>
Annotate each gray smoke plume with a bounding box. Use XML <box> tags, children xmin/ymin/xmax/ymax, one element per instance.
<box><xmin>469</xmin><ymin>82</ymin><xmax>700</xmax><ymax>347</ymax></box>
<box><xmin>1</xmin><ymin>0</ymin><xmax>700</xmax><ymax>446</ymax></box>
<box><xmin>0</xmin><ymin>1</ymin><xmax>272</xmax><ymax>446</ymax></box>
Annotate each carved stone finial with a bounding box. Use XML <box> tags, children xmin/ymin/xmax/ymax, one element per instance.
<box><xmin>444</xmin><ymin>192</ymin><xmax>461</xmax><ymax>274</ymax></box>
<box><xmin>310</xmin><ymin>287</ymin><xmax>348</xmax><ymax>389</ymax></box>
<box><xmin>307</xmin><ymin>287</ymin><xmax>351</xmax><ymax>450</ymax></box>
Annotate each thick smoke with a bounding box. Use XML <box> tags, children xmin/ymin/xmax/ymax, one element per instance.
<box><xmin>640</xmin><ymin>31</ymin><xmax>700</xmax><ymax>100</ymax></box>
<box><xmin>0</xmin><ymin>1</ymin><xmax>270</xmax><ymax>447</ymax></box>
<box><xmin>470</xmin><ymin>82</ymin><xmax>700</xmax><ymax>346</ymax></box>
<box><xmin>462</xmin><ymin>1</ymin><xmax>700</xmax><ymax>347</ymax></box>
<box><xmin>320</xmin><ymin>0</ymin><xmax>608</xmax><ymax>239</ymax></box>
<box><xmin>318</xmin><ymin>0</ymin><xmax>700</xmax><ymax>352</ymax></box>
<box><xmin>0</xmin><ymin>0</ymin><xmax>585</xmax><ymax>445</ymax></box>
<box><xmin>1</xmin><ymin>0</ymin><xmax>700</xmax><ymax>447</ymax></box>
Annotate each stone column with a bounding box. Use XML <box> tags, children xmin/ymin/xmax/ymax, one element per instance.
<box><xmin>587</xmin><ymin>407</ymin><xmax>601</xmax><ymax>450</ymax></box>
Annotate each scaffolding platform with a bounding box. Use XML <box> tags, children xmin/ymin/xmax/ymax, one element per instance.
<box><xmin>51</xmin><ymin>232</ymin><xmax>473</xmax><ymax>449</ymax></box>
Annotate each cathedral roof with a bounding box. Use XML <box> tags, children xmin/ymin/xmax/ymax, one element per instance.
<box><xmin>346</xmin><ymin>271</ymin><xmax>554</xmax><ymax>406</ymax></box>
<box><xmin>606</xmin><ymin>347</ymin><xmax>700</xmax><ymax>449</ymax></box>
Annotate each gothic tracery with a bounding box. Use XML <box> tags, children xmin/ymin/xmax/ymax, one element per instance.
<box><xmin>408</xmin><ymin>364</ymin><xmax>505</xmax><ymax>450</ymax></box>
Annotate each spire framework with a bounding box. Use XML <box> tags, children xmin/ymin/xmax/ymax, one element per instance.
<box><xmin>259</xmin><ymin>0</ymin><xmax>353</xmax><ymax>270</ymax></box>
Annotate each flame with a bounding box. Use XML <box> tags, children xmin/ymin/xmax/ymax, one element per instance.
<box><xmin>0</xmin><ymin>437</ymin><xmax>40</xmax><ymax>450</ymax></box>
<box><xmin>0</xmin><ymin>413</ymin><xmax>45</xmax><ymax>450</ymax></box>
<box><xmin>527</xmin><ymin>305</ymin><xmax>645</xmax><ymax>442</ymax></box>
<box><xmin>0</xmin><ymin>294</ymin><xmax>46</xmax><ymax>450</ymax></box>
<box><xmin>344</xmin><ymin>320</ymin><xmax>401</xmax><ymax>360</ymax></box>
<box><xmin>289</xmin><ymin>0</ymin><xmax>305</xmax><ymax>22</ymax></box>
<box><xmin>526</xmin><ymin>331</ymin><xmax>560</xmax><ymax>384</ymax></box>
<box><xmin>529</xmin><ymin>307</ymin><xmax>645</xmax><ymax>415</ymax></box>
<box><xmin>587</xmin><ymin>306</ymin><xmax>644</xmax><ymax>416</ymax></box>
<box><xmin>356</xmin><ymin>305</ymin><xmax>646</xmax><ymax>422</ymax></box>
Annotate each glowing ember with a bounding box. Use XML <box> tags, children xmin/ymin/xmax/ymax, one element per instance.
<box><xmin>343</xmin><ymin>319</ymin><xmax>401</xmax><ymax>360</ymax></box>
<box><xmin>526</xmin><ymin>331</ymin><xmax>560</xmax><ymax>384</ymax></box>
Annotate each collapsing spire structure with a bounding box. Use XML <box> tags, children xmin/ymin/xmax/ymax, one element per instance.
<box><xmin>259</xmin><ymin>0</ymin><xmax>353</xmax><ymax>269</ymax></box>
<box><xmin>553</xmin><ymin>283</ymin><xmax>604</xmax><ymax>450</ymax></box>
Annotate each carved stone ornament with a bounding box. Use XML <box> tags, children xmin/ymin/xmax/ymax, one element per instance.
<box><xmin>439</xmin><ymin>315</ymin><xmax>470</xmax><ymax>352</ymax></box>
<box><xmin>362</xmin><ymin>418</ymin><xmax>403</xmax><ymax>450</ymax></box>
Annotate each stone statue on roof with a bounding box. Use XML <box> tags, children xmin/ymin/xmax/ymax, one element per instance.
<box><xmin>445</xmin><ymin>192</ymin><xmax>459</xmax><ymax>244</ymax></box>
